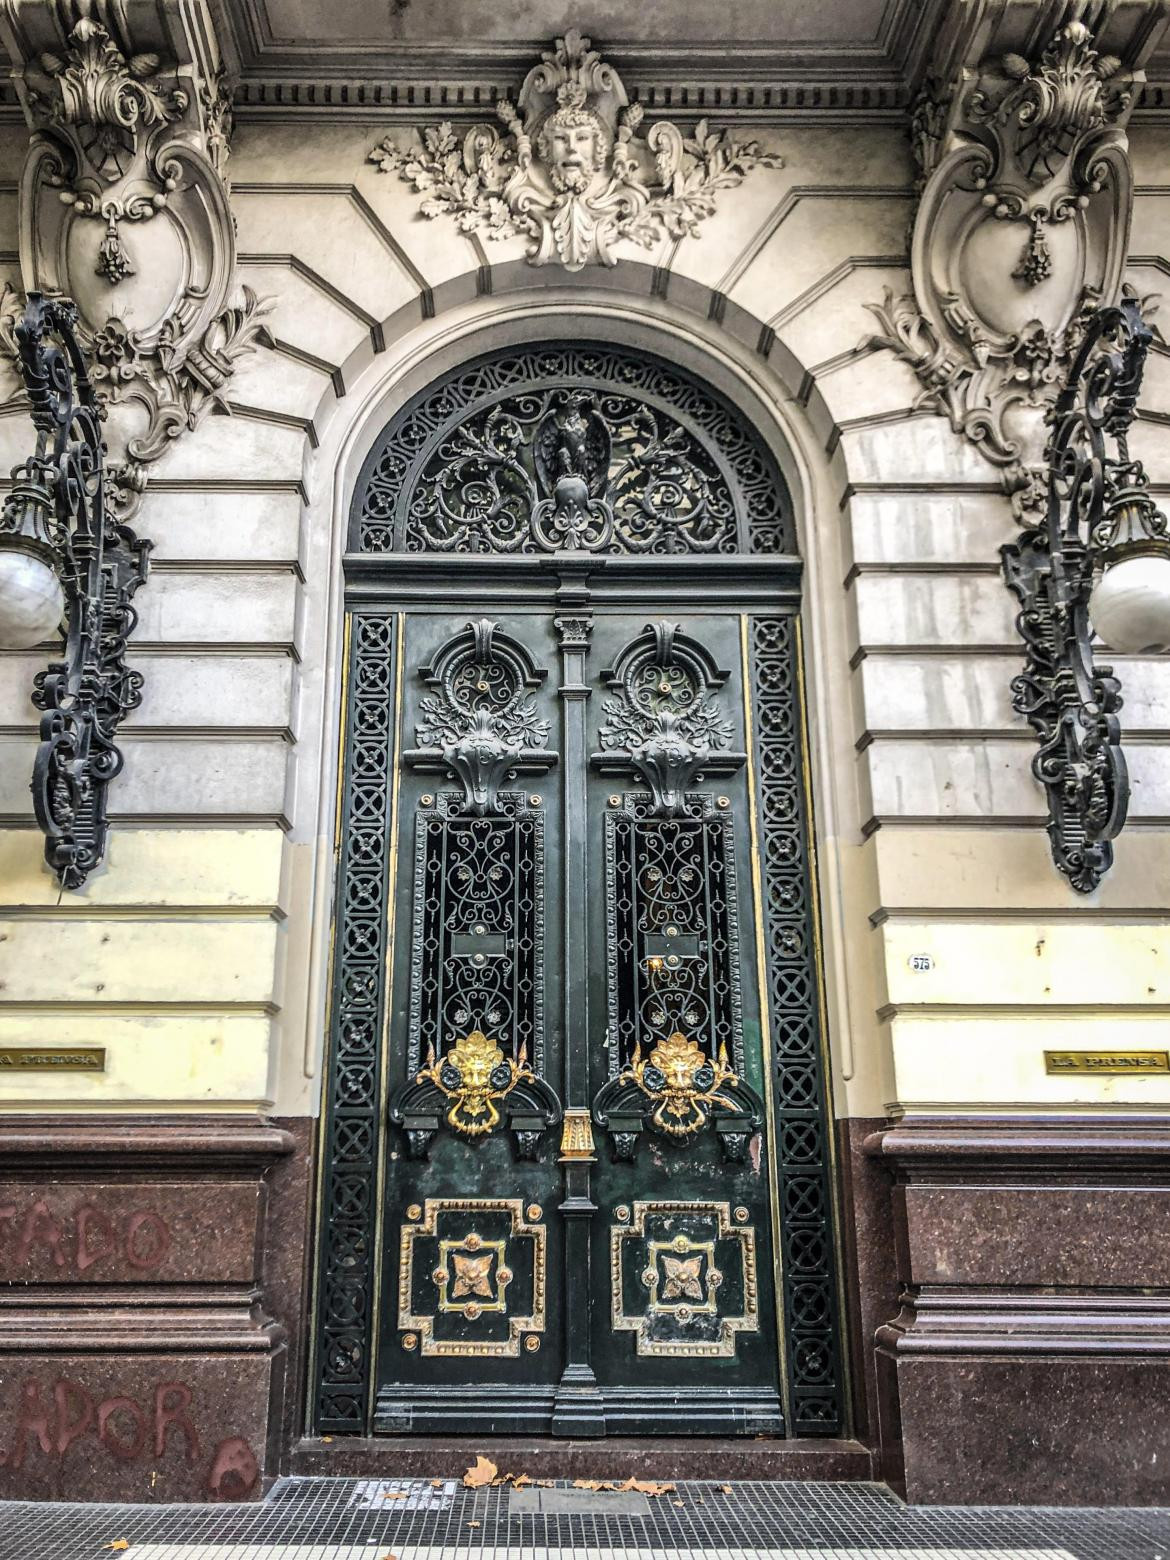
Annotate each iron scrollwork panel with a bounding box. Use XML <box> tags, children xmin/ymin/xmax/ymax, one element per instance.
<box><xmin>595</xmin><ymin>796</ymin><xmax>762</xmax><ymax>1158</ymax></box>
<box><xmin>390</xmin><ymin>793</ymin><xmax>559</xmax><ymax>1155</ymax></box>
<box><xmin>592</xmin><ymin>621</ymin><xmax>761</xmax><ymax>1154</ymax></box>
<box><xmin>350</xmin><ymin>343</ymin><xmax>797</xmax><ymax>557</ymax></box>
<box><xmin>390</xmin><ymin>619</ymin><xmax>561</xmax><ymax>1156</ymax></box>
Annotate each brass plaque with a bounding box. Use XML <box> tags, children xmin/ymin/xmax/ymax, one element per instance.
<box><xmin>1045</xmin><ymin>1049</ymin><xmax>1170</xmax><ymax>1076</ymax></box>
<box><xmin>0</xmin><ymin>1046</ymin><xmax>106</xmax><ymax>1072</ymax></box>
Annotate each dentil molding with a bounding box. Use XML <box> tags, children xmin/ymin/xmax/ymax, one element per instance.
<box><xmin>369</xmin><ymin>29</ymin><xmax>783</xmax><ymax>273</ymax></box>
<box><xmin>865</xmin><ymin>6</ymin><xmax>1152</xmax><ymax>521</ymax></box>
<box><xmin>0</xmin><ymin>0</ymin><xmax>272</xmax><ymax>517</ymax></box>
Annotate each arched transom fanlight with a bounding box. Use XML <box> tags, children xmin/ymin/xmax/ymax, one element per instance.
<box><xmin>350</xmin><ymin>343</ymin><xmax>796</xmax><ymax>556</ymax></box>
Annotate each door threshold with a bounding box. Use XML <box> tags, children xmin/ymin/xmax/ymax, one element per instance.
<box><xmin>288</xmin><ymin>1434</ymin><xmax>875</xmax><ymax>1482</ymax></box>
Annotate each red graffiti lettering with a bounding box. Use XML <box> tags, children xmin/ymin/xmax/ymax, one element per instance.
<box><xmin>207</xmin><ymin>1437</ymin><xmax>260</xmax><ymax>1501</ymax></box>
<box><xmin>0</xmin><ymin>1375</ymin><xmax>243</xmax><ymax>1480</ymax></box>
<box><xmin>54</xmin><ymin>1379</ymin><xmax>94</xmax><ymax>1458</ymax></box>
<box><xmin>15</xmin><ymin>1201</ymin><xmax>66</xmax><ymax>1270</ymax></box>
<box><xmin>0</xmin><ymin>1379</ymin><xmax>55</xmax><ymax>1470</ymax></box>
<box><xmin>154</xmin><ymin>1383</ymin><xmax>199</xmax><ymax>1463</ymax></box>
<box><xmin>75</xmin><ymin>1205</ymin><xmax>116</xmax><ymax>1274</ymax></box>
<box><xmin>97</xmin><ymin>1397</ymin><xmax>147</xmax><ymax>1461</ymax></box>
<box><xmin>124</xmin><ymin>1211</ymin><xmax>170</xmax><ymax>1272</ymax></box>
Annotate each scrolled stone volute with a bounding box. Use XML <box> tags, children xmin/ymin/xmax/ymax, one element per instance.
<box><xmin>865</xmin><ymin>9</ymin><xmax>1150</xmax><ymax>521</ymax></box>
<box><xmin>0</xmin><ymin>0</ymin><xmax>272</xmax><ymax>517</ymax></box>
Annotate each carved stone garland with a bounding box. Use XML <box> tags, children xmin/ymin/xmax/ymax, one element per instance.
<box><xmin>369</xmin><ymin>29</ymin><xmax>782</xmax><ymax>271</ymax></box>
<box><xmin>1</xmin><ymin>0</ymin><xmax>273</xmax><ymax>518</ymax></box>
<box><xmin>865</xmin><ymin>17</ymin><xmax>1144</xmax><ymax>523</ymax></box>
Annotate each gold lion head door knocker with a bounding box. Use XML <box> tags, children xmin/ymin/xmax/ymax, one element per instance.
<box><xmin>590</xmin><ymin>622</ymin><xmax>765</xmax><ymax>1162</ymax></box>
<box><xmin>417</xmin><ymin>1029</ymin><xmax>535</xmax><ymax>1138</ymax></box>
<box><xmin>624</xmin><ymin>1029</ymin><xmax>739</xmax><ymax>1137</ymax></box>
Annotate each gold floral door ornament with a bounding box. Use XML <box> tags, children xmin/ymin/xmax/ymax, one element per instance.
<box><xmin>398</xmin><ymin>1199</ymin><xmax>546</xmax><ymax>1357</ymax></box>
<box><xmin>611</xmin><ymin>1201</ymin><xmax>758</xmax><ymax>1358</ymax></box>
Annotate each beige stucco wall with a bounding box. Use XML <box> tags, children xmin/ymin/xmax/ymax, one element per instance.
<box><xmin>1</xmin><ymin>114</ymin><xmax>1168</xmax><ymax>1119</ymax></box>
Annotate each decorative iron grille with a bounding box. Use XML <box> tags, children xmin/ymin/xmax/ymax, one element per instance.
<box><xmin>749</xmin><ymin>616</ymin><xmax>844</xmax><ymax>1434</ymax></box>
<box><xmin>315</xmin><ymin>612</ymin><xmax>398</xmax><ymax>1431</ymax></box>
<box><xmin>350</xmin><ymin>344</ymin><xmax>795</xmax><ymax>556</ymax></box>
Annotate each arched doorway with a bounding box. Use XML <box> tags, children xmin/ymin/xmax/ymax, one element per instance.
<box><xmin>311</xmin><ymin>340</ymin><xmax>844</xmax><ymax>1441</ymax></box>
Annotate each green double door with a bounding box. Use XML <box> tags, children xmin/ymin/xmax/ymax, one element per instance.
<box><xmin>374</xmin><ymin>586</ymin><xmax>787</xmax><ymax>1437</ymax></box>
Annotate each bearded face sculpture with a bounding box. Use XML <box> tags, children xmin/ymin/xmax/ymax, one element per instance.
<box><xmin>538</xmin><ymin>104</ymin><xmax>610</xmax><ymax>194</ymax></box>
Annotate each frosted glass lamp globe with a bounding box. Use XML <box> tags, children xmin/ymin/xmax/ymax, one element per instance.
<box><xmin>1089</xmin><ymin>553</ymin><xmax>1170</xmax><ymax>655</ymax></box>
<box><xmin>0</xmin><ymin>544</ymin><xmax>65</xmax><ymax>649</ymax></box>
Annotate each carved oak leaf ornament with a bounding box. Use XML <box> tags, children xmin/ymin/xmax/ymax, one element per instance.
<box><xmin>863</xmin><ymin>16</ymin><xmax>1147</xmax><ymax>526</ymax></box>
<box><xmin>369</xmin><ymin>30</ymin><xmax>782</xmax><ymax>271</ymax></box>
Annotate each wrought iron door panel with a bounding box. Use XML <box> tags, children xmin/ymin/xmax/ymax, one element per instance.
<box><xmin>376</xmin><ymin>612</ymin><xmax>565</xmax><ymax>1435</ymax></box>
<box><xmin>585</xmin><ymin>612</ymin><xmax>782</xmax><ymax>1435</ymax></box>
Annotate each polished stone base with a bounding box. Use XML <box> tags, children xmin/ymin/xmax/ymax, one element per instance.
<box><xmin>0</xmin><ymin>1115</ymin><xmax>300</xmax><ymax>1503</ymax></box>
<box><xmin>869</xmin><ymin>1113</ymin><xmax>1170</xmax><ymax>1506</ymax></box>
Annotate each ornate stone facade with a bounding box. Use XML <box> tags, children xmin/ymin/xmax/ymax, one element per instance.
<box><xmin>0</xmin><ymin>0</ymin><xmax>1169</xmax><ymax>1515</ymax></box>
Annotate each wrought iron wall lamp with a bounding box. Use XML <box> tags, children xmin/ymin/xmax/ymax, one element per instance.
<box><xmin>0</xmin><ymin>293</ymin><xmax>150</xmax><ymax>888</ymax></box>
<box><xmin>1002</xmin><ymin>299</ymin><xmax>1170</xmax><ymax>893</ymax></box>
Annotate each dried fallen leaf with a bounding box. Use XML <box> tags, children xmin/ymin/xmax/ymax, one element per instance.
<box><xmin>380</xmin><ymin>1553</ymin><xmax>399</xmax><ymax>1560</ymax></box>
<box><xmin>467</xmin><ymin>1520</ymin><xmax>481</xmax><ymax>1529</ymax></box>
<box><xmin>321</xmin><ymin>1435</ymin><xmax>333</xmax><ymax>1443</ymax></box>
<box><xmin>430</xmin><ymin>1478</ymin><xmax>443</xmax><ymax>1489</ymax></box>
<box><xmin>572</xmin><ymin>1478</ymin><xmax>606</xmax><ymax>1490</ymax></box>
<box><xmin>463</xmin><ymin>1455</ymin><xmax>498</xmax><ymax>1489</ymax></box>
<box><xmin>673</xmin><ymin>1498</ymin><xmax>685</xmax><ymax>1507</ymax></box>
<box><xmin>512</xmin><ymin>1473</ymin><xmax>532</xmax><ymax>1489</ymax></box>
<box><xmin>616</xmin><ymin>1477</ymin><xmax>675</xmax><ymax>1496</ymax></box>
<box><xmin>720</xmin><ymin>1484</ymin><xmax>734</xmax><ymax>1495</ymax></box>
<box><xmin>381</xmin><ymin>1491</ymin><xmax>408</xmax><ymax>1500</ymax></box>
<box><xmin>536</xmin><ymin>1478</ymin><xmax>556</xmax><ymax>1487</ymax></box>
<box><xmin>103</xmin><ymin>1545</ymin><xmax>130</xmax><ymax>1554</ymax></box>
